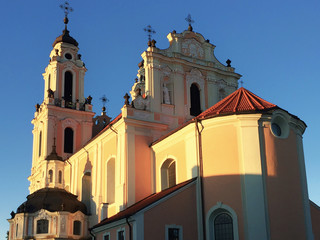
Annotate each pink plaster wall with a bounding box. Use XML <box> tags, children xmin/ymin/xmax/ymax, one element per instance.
<box><xmin>144</xmin><ymin>183</ymin><xmax>198</xmax><ymax>240</ymax></box>
<box><xmin>135</xmin><ymin>135</ymin><xmax>152</xmax><ymax>202</ymax></box>
<box><xmin>263</xmin><ymin>128</ymin><xmax>306</xmax><ymax>239</ymax></box>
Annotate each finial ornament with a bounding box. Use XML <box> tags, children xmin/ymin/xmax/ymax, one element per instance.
<box><xmin>60</xmin><ymin>1</ymin><xmax>73</xmax><ymax>29</ymax></box>
<box><xmin>240</xmin><ymin>79</ymin><xmax>244</xmax><ymax>87</ymax></box>
<box><xmin>100</xmin><ymin>95</ymin><xmax>109</xmax><ymax>112</ymax></box>
<box><xmin>226</xmin><ymin>59</ymin><xmax>231</xmax><ymax>67</ymax></box>
<box><xmin>185</xmin><ymin>14</ymin><xmax>194</xmax><ymax>31</ymax></box>
<box><xmin>144</xmin><ymin>25</ymin><xmax>156</xmax><ymax>42</ymax></box>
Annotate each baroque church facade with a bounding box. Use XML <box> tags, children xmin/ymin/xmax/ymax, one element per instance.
<box><xmin>7</xmin><ymin>13</ymin><xmax>320</xmax><ymax>240</ymax></box>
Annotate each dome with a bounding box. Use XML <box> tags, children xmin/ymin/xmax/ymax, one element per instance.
<box><xmin>16</xmin><ymin>188</ymin><xmax>87</xmax><ymax>214</ymax></box>
<box><xmin>52</xmin><ymin>28</ymin><xmax>79</xmax><ymax>47</ymax></box>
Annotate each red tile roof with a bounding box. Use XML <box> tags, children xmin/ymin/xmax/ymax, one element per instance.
<box><xmin>91</xmin><ymin>178</ymin><xmax>196</xmax><ymax>230</ymax></box>
<box><xmin>197</xmin><ymin>87</ymin><xmax>277</xmax><ymax>119</ymax></box>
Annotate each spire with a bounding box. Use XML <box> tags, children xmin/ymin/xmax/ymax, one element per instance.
<box><xmin>45</xmin><ymin>138</ymin><xmax>63</xmax><ymax>161</ymax></box>
<box><xmin>53</xmin><ymin>1</ymin><xmax>78</xmax><ymax>47</ymax></box>
<box><xmin>60</xmin><ymin>1</ymin><xmax>73</xmax><ymax>30</ymax></box>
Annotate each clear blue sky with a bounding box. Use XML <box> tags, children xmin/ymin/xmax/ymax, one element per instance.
<box><xmin>1</xmin><ymin>0</ymin><xmax>320</xmax><ymax>238</ymax></box>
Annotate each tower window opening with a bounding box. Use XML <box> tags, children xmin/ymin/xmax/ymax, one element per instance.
<box><xmin>48</xmin><ymin>170</ymin><xmax>53</xmax><ymax>183</ymax></box>
<box><xmin>58</xmin><ymin>170</ymin><xmax>62</xmax><ymax>184</ymax></box>
<box><xmin>39</xmin><ymin>131</ymin><xmax>42</xmax><ymax>157</ymax></box>
<box><xmin>73</xmin><ymin>220</ymin><xmax>81</xmax><ymax>235</ymax></box>
<box><xmin>64</xmin><ymin>127</ymin><xmax>74</xmax><ymax>153</ymax></box>
<box><xmin>190</xmin><ymin>83</ymin><xmax>201</xmax><ymax>116</ymax></box>
<box><xmin>64</xmin><ymin>71</ymin><xmax>73</xmax><ymax>103</ymax></box>
<box><xmin>48</xmin><ymin>74</ymin><xmax>51</xmax><ymax>90</ymax></box>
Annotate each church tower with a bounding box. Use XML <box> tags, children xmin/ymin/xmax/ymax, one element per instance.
<box><xmin>28</xmin><ymin>11</ymin><xmax>95</xmax><ymax>194</ymax></box>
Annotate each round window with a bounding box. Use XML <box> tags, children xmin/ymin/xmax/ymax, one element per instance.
<box><xmin>271</xmin><ymin>123</ymin><xmax>281</xmax><ymax>137</ymax></box>
<box><xmin>270</xmin><ymin>114</ymin><xmax>289</xmax><ymax>138</ymax></box>
<box><xmin>65</xmin><ymin>53</ymin><xmax>72</xmax><ymax>60</ymax></box>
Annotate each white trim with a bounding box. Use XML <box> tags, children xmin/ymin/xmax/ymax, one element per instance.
<box><xmin>206</xmin><ymin>202</ymin><xmax>239</xmax><ymax>240</ymax></box>
<box><xmin>165</xmin><ymin>224</ymin><xmax>183</xmax><ymax>240</ymax></box>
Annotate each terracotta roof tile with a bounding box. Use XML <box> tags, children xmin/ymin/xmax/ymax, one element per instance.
<box><xmin>197</xmin><ymin>87</ymin><xmax>277</xmax><ymax>119</ymax></box>
<box><xmin>91</xmin><ymin>178</ymin><xmax>196</xmax><ymax>229</ymax></box>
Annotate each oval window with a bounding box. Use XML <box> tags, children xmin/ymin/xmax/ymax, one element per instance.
<box><xmin>65</xmin><ymin>53</ymin><xmax>72</xmax><ymax>60</ymax></box>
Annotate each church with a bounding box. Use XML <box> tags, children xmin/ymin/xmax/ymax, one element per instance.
<box><xmin>7</xmin><ymin>5</ymin><xmax>320</xmax><ymax>240</ymax></box>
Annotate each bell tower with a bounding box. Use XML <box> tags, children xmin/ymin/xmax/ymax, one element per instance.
<box><xmin>29</xmin><ymin>6</ymin><xmax>95</xmax><ymax>193</ymax></box>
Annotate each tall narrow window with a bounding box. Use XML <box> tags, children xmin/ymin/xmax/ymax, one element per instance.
<box><xmin>37</xmin><ymin>219</ymin><xmax>49</xmax><ymax>234</ymax></box>
<box><xmin>117</xmin><ymin>230</ymin><xmax>124</xmax><ymax>240</ymax></box>
<box><xmin>64</xmin><ymin>127</ymin><xmax>74</xmax><ymax>153</ymax></box>
<box><xmin>82</xmin><ymin>172</ymin><xmax>92</xmax><ymax>214</ymax></box>
<box><xmin>48</xmin><ymin>74</ymin><xmax>51</xmax><ymax>90</ymax></box>
<box><xmin>48</xmin><ymin>170</ymin><xmax>53</xmax><ymax>183</ymax></box>
<box><xmin>214</xmin><ymin>213</ymin><xmax>234</xmax><ymax>240</ymax></box>
<box><xmin>39</xmin><ymin>131</ymin><xmax>42</xmax><ymax>157</ymax></box>
<box><xmin>73</xmin><ymin>220</ymin><xmax>81</xmax><ymax>235</ymax></box>
<box><xmin>107</xmin><ymin>158</ymin><xmax>115</xmax><ymax>204</ymax></box>
<box><xmin>161</xmin><ymin>159</ymin><xmax>176</xmax><ymax>190</ymax></box>
<box><xmin>16</xmin><ymin>224</ymin><xmax>18</xmax><ymax>237</ymax></box>
<box><xmin>58</xmin><ymin>171</ymin><xmax>62</xmax><ymax>184</ymax></box>
<box><xmin>190</xmin><ymin>83</ymin><xmax>201</xmax><ymax>116</ymax></box>
<box><xmin>64</xmin><ymin>71</ymin><xmax>73</xmax><ymax>102</ymax></box>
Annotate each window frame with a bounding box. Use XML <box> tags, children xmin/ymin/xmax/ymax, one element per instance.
<box><xmin>165</xmin><ymin>224</ymin><xmax>183</xmax><ymax>240</ymax></box>
<box><xmin>117</xmin><ymin>228</ymin><xmax>125</xmax><ymax>240</ymax></box>
<box><xmin>103</xmin><ymin>232</ymin><xmax>111</xmax><ymax>240</ymax></box>
<box><xmin>206</xmin><ymin>203</ymin><xmax>239</xmax><ymax>240</ymax></box>
<box><xmin>36</xmin><ymin>219</ymin><xmax>49</xmax><ymax>234</ymax></box>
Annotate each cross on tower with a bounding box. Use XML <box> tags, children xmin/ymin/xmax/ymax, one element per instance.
<box><xmin>144</xmin><ymin>25</ymin><xmax>156</xmax><ymax>42</ymax></box>
<box><xmin>60</xmin><ymin>1</ymin><xmax>73</xmax><ymax>29</ymax></box>
<box><xmin>185</xmin><ymin>14</ymin><xmax>195</xmax><ymax>31</ymax></box>
<box><xmin>100</xmin><ymin>95</ymin><xmax>109</xmax><ymax>112</ymax></box>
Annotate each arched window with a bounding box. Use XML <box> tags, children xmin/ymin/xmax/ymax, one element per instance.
<box><xmin>64</xmin><ymin>71</ymin><xmax>73</xmax><ymax>102</ymax></box>
<box><xmin>214</xmin><ymin>213</ymin><xmax>234</xmax><ymax>240</ymax></box>
<box><xmin>190</xmin><ymin>83</ymin><xmax>201</xmax><ymax>116</ymax></box>
<box><xmin>64</xmin><ymin>127</ymin><xmax>74</xmax><ymax>153</ymax></box>
<box><xmin>82</xmin><ymin>172</ymin><xmax>91</xmax><ymax>214</ymax></box>
<box><xmin>58</xmin><ymin>170</ymin><xmax>62</xmax><ymax>184</ymax></box>
<box><xmin>161</xmin><ymin>159</ymin><xmax>176</xmax><ymax>190</ymax></box>
<box><xmin>37</xmin><ymin>219</ymin><xmax>49</xmax><ymax>234</ymax></box>
<box><xmin>48</xmin><ymin>170</ymin><xmax>53</xmax><ymax>183</ymax></box>
<box><xmin>207</xmin><ymin>204</ymin><xmax>238</xmax><ymax>240</ymax></box>
<box><xmin>107</xmin><ymin>158</ymin><xmax>115</xmax><ymax>204</ymax></box>
<box><xmin>39</xmin><ymin>131</ymin><xmax>42</xmax><ymax>157</ymax></box>
<box><xmin>73</xmin><ymin>220</ymin><xmax>81</xmax><ymax>235</ymax></box>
